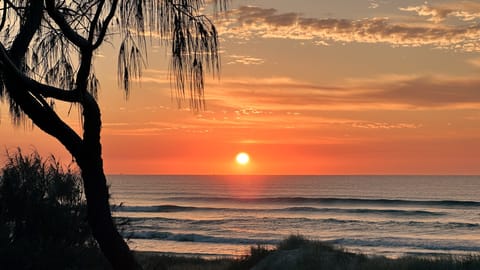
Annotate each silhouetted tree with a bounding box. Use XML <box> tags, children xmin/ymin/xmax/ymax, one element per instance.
<box><xmin>0</xmin><ymin>1</ymin><xmax>225</xmax><ymax>269</ymax></box>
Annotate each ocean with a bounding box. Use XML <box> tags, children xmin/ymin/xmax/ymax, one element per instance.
<box><xmin>108</xmin><ymin>175</ymin><xmax>480</xmax><ymax>258</ymax></box>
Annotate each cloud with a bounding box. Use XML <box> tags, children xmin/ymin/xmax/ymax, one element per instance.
<box><xmin>369</xmin><ymin>0</ymin><xmax>380</xmax><ymax>9</ymax></box>
<box><xmin>467</xmin><ymin>57</ymin><xmax>480</xmax><ymax>68</ymax></box>
<box><xmin>205</xmin><ymin>75</ymin><xmax>480</xmax><ymax>110</ymax></box>
<box><xmin>400</xmin><ymin>1</ymin><xmax>480</xmax><ymax>23</ymax></box>
<box><xmin>227</xmin><ymin>54</ymin><xmax>265</xmax><ymax>65</ymax></box>
<box><xmin>135</xmin><ymin>69</ymin><xmax>480</xmax><ymax>110</ymax></box>
<box><xmin>132</xmin><ymin>69</ymin><xmax>170</xmax><ymax>84</ymax></box>
<box><xmin>400</xmin><ymin>5</ymin><xmax>454</xmax><ymax>23</ymax></box>
<box><xmin>365</xmin><ymin>75</ymin><xmax>480</xmax><ymax>107</ymax></box>
<box><xmin>103</xmin><ymin>122</ymin><xmax>130</xmax><ymax>127</ymax></box>
<box><xmin>218</xmin><ymin>6</ymin><xmax>480</xmax><ymax>51</ymax></box>
<box><xmin>351</xmin><ymin>122</ymin><xmax>421</xmax><ymax>129</ymax></box>
<box><xmin>102</xmin><ymin>120</ymin><xmax>209</xmax><ymax>136</ymax></box>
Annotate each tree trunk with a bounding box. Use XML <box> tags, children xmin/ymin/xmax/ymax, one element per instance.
<box><xmin>77</xmin><ymin>155</ymin><xmax>140</xmax><ymax>270</ymax></box>
<box><xmin>75</xmin><ymin>93</ymin><xmax>142</xmax><ymax>270</ymax></box>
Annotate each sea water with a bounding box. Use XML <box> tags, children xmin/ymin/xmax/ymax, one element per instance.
<box><xmin>108</xmin><ymin>175</ymin><xmax>480</xmax><ymax>258</ymax></box>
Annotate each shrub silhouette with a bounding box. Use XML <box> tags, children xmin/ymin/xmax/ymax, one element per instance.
<box><xmin>0</xmin><ymin>149</ymin><xmax>106</xmax><ymax>269</ymax></box>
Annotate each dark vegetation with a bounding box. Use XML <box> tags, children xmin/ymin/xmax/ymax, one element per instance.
<box><xmin>0</xmin><ymin>150</ymin><xmax>108</xmax><ymax>269</ymax></box>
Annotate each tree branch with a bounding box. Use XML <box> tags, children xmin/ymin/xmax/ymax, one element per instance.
<box><xmin>0</xmin><ymin>0</ymin><xmax>7</xmax><ymax>31</ymax></box>
<box><xmin>6</xmin><ymin>79</ymin><xmax>83</xmax><ymax>158</ymax></box>
<box><xmin>45</xmin><ymin>0</ymin><xmax>90</xmax><ymax>49</ymax></box>
<box><xmin>88</xmin><ymin>0</ymin><xmax>105</xmax><ymax>43</ymax></box>
<box><xmin>1</xmin><ymin>0</ymin><xmax>83</xmax><ymax>154</ymax></box>
<box><xmin>9</xmin><ymin>0</ymin><xmax>43</xmax><ymax>59</ymax></box>
<box><xmin>0</xmin><ymin>43</ymin><xmax>80</xmax><ymax>102</ymax></box>
<box><xmin>76</xmin><ymin>47</ymin><xmax>93</xmax><ymax>96</ymax></box>
<box><xmin>93</xmin><ymin>0</ymin><xmax>119</xmax><ymax>49</ymax></box>
<box><xmin>81</xmin><ymin>91</ymin><xmax>102</xmax><ymax>148</ymax></box>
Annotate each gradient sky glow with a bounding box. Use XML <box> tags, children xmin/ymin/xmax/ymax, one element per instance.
<box><xmin>1</xmin><ymin>0</ymin><xmax>480</xmax><ymax>174</ymax></box>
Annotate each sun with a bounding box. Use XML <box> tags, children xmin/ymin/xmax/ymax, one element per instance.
<box><xmin>235</xmin><ymin>152</ymin><xmax>250</xmax><ymax>165</ymax></box>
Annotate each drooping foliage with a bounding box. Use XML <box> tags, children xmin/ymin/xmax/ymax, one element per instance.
<box><xmin>0</xmin><ymin>0</ymin><xmax>225</xmax><ymax>121</ymax></box>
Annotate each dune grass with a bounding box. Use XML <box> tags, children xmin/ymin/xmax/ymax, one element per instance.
<box><xmin>134</xmin><ymin>253</ymin><xmax>232</xmax><ymax>270</ymax></box>
<box><xmin>231</xmin><ymin>235</ymin><xmax>480</xmax><ymax>270</ymax></box>
<box><xmin>136</xmin><ymin>235</ymin><xmax>480</xmax><ymax>270</ymax></box>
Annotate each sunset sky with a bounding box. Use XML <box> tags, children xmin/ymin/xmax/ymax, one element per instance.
<box><xmin>1</xmin><ymin>0</ymin><xmax>480</xmax><ymax>175</ymax></box>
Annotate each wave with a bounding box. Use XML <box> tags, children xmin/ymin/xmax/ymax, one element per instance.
<box><xmin>126</xmin><ymin>231</ymin><xmax>276</xmax><ymax>245</ymax></box>
<box><xmin>115</xmin><ymin>204</ymin><xmax>444</xmax><ymax>217</ymax></box>
<box><xmin>302</xmin><ymin>218</ymin><xmax>480</xmax><ymax>230</ymax></box>
<box><xmin>125</xmin><ymin>229</ymin><xmax>480</xmax><ymax>253</ymax></box>
<box><xmin>166</xmin><ymin>196</ymin><xmax>480</xmax><ymax>208</ymax></box>
<box><xmin>118</xmin><ymin>205</ymin><xmax>199</xmax><ymax>212</ymax></box>
<box><xmin>283</xmin><ymin>207</ymin><xmax>443</xmax><ymax>216</ymax></box>
<box><xmin>117</xmin><ymin>216</ymin><xmax>480</xmax><ymax>231</ymax></box>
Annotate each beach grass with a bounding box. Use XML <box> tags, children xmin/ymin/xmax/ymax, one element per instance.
<box><xmin>135</xmin><ymin>253</ymin><xmax>232</xmax><ymax>270</ymax></box>
<box><xmin>135</xmin><ymin>235</ymin><xmax>480</xmax><ymax>270</ymax></box>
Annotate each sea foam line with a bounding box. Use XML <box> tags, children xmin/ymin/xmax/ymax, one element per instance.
<box><xmin>115</xmin><ymin>204</ymin><xmax>445</xmax><ymax>217</ymax></box>
<box><xmin>117</xmin><ymin>216</ymin><xmax>480</xmax><ymax>231</ymax></box>
<box><xmin>164</xmin><ymin>197</ymin><xmax>480</xmax><ymax>207</ymax></box>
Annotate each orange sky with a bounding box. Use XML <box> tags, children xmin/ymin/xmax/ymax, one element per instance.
<box><xmin>1</xmin><ymin>0</ymin><xmax>480</xmax><ymax>175</ymax></box>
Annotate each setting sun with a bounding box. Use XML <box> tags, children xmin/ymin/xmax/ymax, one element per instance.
<box><xmin>235</xmin><ymin>152</ymin><xmax>250</xmax><ymax>165</ymax></box>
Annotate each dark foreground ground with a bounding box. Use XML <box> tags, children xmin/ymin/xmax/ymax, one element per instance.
<box><xmin>135</xmin><ymin>235</ymin><xmax>480</xmax><ymax>270</ymax></box>
<box><xmin>2</xmin><ymin>235</ymin><xmax>479</xmax><ymax>269</ymax></box>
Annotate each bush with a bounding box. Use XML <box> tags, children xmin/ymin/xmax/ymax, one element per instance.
<box><xmin>0</xmin><ymin>149</ymin><xmax>106</xmax><ymax>270</ymax></box>
<box><xmin>277</xmin><ymin>234</ymin><xmax>310</xmax><ymax>251</ymax></box>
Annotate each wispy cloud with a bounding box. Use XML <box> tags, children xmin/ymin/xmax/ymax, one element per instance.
<box><xmin>363</xmin><ymin>75</ymin><xmax>480</xmax><ymax>107</ymax></box>
<box><xmin>102</xmin><ymin>120</ymin><xmax>209</xmax><ymax>136</ymax></box>
<box><xmin>218</xmin><ymin>5</ymin><xmax>480</xmax><ymax>51</ymax></box>
<box><xmin>125</xmin><ymin>72</ymin><xmax>480</xmax><ymax>140</ymax></box>
<box><xmin>133</xmin><ymin>69</ymin><xmax>170</xmax><ymax>84</ymax></box>
<box><xmin>136</xmin><ymin>69</ymin><xmax>480</xmax><ymax>111</ymax></box>
<box><xmin>466</xmin><ymin>57</ymin><xmax>480</xmax><ymax>68</ymax></box>
<box><xmin>351</xmin><ymin>122</ymin><xmax>421</xmax><ymax>129</ymax></box>
<box><xmin>205</xmin><ymin>75</ymin><xmax>480</xmax><ymax>110</ymax></box>
<box><xmin>369</xmin><ymin>0</ymin><xmax>380</xmax><ymax>9</ymax></box>
<box><xmin>400</xmin><ymin>1</ymin><xmax>480</xmax><ymax>23</ymax></box>
<box><xmin>227</xmin><ymin>54</ymin><xmax>265</xmax><ymax>65</ymax></box>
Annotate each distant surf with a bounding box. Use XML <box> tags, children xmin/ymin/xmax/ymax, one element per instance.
<box><xmin>116</xmin><ymin>204</ymin><xmax>446</xmax><ymax>217</ymax></box>
<box><xmin>163</xmin><ymin>196</ymin><xmax>480</xmax><ymax>207</ymax></box>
